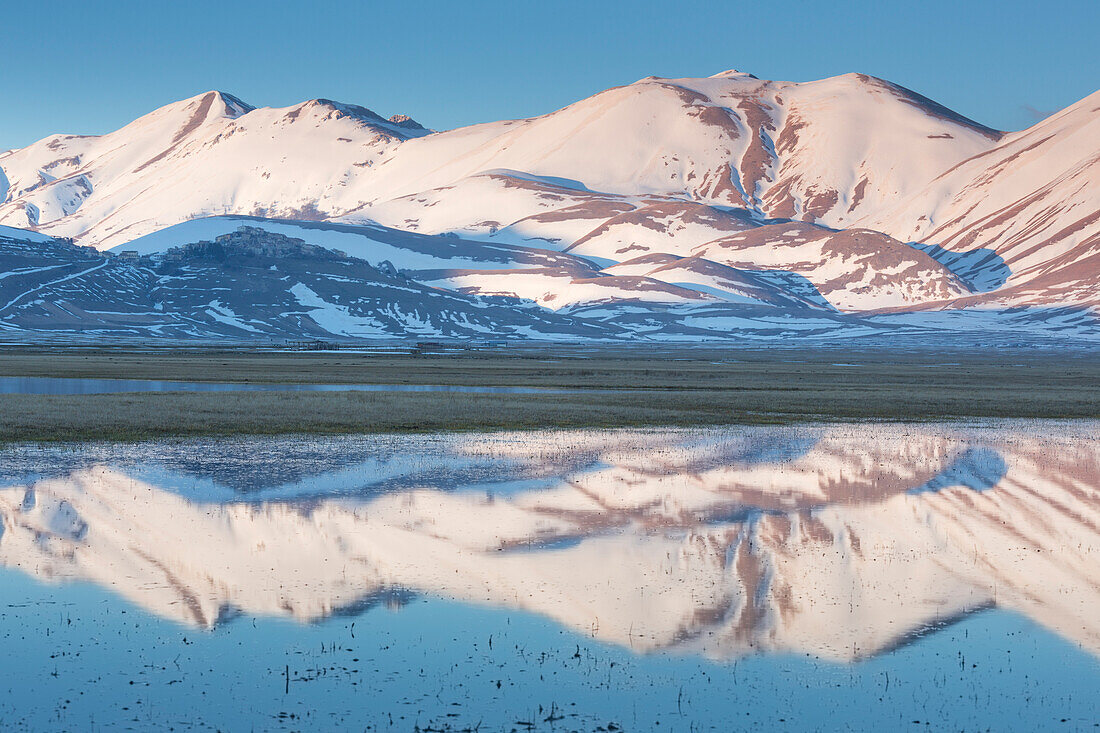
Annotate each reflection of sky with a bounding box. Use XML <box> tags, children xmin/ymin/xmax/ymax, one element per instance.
<box><xmin>908</xmin><ymin>446</ymin><xmax>1008</xmax><ymax>493</ymax></box>
<box><xmin>2</xmin><ymin>565</ymin><xmax>1097</xmax><ymax>732</ymax></box>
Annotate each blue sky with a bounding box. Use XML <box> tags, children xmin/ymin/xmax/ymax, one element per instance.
<box><xmin>1</xmin><ymin>0</ymin><xmax>1096</xmax><ymax>149</ymax></box>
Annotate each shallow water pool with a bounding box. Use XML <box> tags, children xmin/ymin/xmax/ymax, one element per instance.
<box><xmin>0</xmin><ymin>423</ymin><xmax>1097</xmax><ymax>730</ymax></box>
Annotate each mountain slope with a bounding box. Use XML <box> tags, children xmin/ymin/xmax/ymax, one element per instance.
<box><xmin>1</xmin><ymin>220</ymin><xmax>888</xmax><ymax>341</ymax></box>
<box><xmin>865</xmin><ymin>90</ymin><xmax>1100</xmax><ymax>307</ymax></box>
<box><xmin>0</xmin><ymin>223</ymin><xmax>613</xmax><ymax>339</ymax></box>
<box><xmin>119</xmin><ymin>214</ymin><xmax>968</xmax><ymax>313</ymax></box>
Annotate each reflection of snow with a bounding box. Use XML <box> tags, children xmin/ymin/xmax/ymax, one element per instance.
<box><xmin>1</xmin><ymin>423</ymin><xmax>1098</xmax><ymax>663</ymax></box>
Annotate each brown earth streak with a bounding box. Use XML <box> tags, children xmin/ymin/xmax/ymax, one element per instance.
<box><xmin>609</xmin><ymin>253</ymin><xmax>684</xmax><ymax>271</ymax></box>
<box><xmin>1012</xmin><ymin>211</ymin><xmax>1100</xmax><ymax>276</ymax></box>
<box><xmin>566</xmin><ymin>202</ymin><xmax>751</xmax><ymax>253</ymax></box>
<box><xmin>862</xmin><ymin>74</ymin><xmax>1002</xmax><ymax>141</ymax></box>
<box><xmin>521</xmin><ymin>200</ymin><xmax>636</xmax><ymax>224</ymax></box>
<box><xmin>934</xmin><ymin>176</ymin><xmax>1070</xmax><ymax>251</ymax></box>
<box><xmin>774</xmin><ymin>114</ymin><xmax>808</xmax><ymax>156</ymax></box>
<box><xmin>484</xmin><ymin>173</ymin><xmax>606</xmax><ymax>200</ymax></box>
<box><xmin>799</xmin><ymin>187</ymin><xmax>840</xmax><ymax>222</ymax></box>
<box><xmin>567</xmin><ymin>274</ymin><xmax>710</xmax><ymax>300</ymax></box>
<box><xmin>737</xmin><ymin>98</ymin><xmax>779</xmax><ymax>199</ymax></box>
<box><xmin>847</xmin><ymin>177</ymin><xmax>870</xmax><ymax>214</ymax></box>
<box><xmin>932</xmin><ymin>133</ymin><xmax>1053</xmax><ymax>186</ymax></box>
<box><xmin>133</xmin><ymin>92</ymin><xmax>221</xmax><ymax>174</ymax></box>
<box><xmin>761</xmin><ymin>179</ymin><xmax>800</xmax><ymax>220</ymax></box>
<box><xmin>689</xmin><ymin>104</ymin><xmax>743</xmax><ymax>142</ymax></box>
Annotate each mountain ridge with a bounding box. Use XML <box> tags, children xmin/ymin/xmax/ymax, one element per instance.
<box><xmin>0</xmin><ymin>70</ymin><xmax>1096</xmax><ymax>342</ymax></box>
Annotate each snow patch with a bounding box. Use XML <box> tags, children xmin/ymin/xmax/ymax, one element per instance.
<box><xmin>289</xmin><ymin>282</ymin><xmax>388</xmax><ymax>336</ymax></box>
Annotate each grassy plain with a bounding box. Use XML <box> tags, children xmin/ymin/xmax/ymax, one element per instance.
<box><xmin>0</xmin><ymin>346</ymin><xmax>1096</xmax><ymax>442</ymax></box>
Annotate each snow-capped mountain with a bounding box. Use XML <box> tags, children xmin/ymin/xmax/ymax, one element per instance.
<box><xmin>340</xmin><ymin>71</ymin><xmax>999</xmax><ymax>232</ymax></box>
<box><xmin>0</xmin><ymin>70</ymin><xmax>1096</xmax><ymax>342</ymax></box>
<box><xmin>0</xmin><ymin>72</ymin><xmax>999</xmax><ymax>248</ymax></box>
<box><xmin>0</xmin><ymin>91</ymin><xmax>427</xmax><ymax>247</ymax></box>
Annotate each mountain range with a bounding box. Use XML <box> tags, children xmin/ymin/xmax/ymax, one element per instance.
<box><xmin>1</xmin><ymin>71</ymin><xmax>1097</xmax><ymax>342</ymax></box>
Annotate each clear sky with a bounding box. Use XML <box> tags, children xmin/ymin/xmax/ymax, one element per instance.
<box><xmin>2</xmin><ymin>0</ymin><xmax>1097</xmax><ymax>150</ymax></box>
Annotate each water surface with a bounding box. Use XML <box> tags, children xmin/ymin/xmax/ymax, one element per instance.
<box><xmin>1</xmin><ymin>423</ymin><xmax>1098</xmax><ymax>730</ymax></box>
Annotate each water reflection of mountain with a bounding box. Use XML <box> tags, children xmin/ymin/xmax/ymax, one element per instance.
<box><xmin>1</xmin><ymin>424</ymin><xmax>1097</xmax><ymax>663</ymax></box>
<box><xmin>0</xmin><ymin>428</ymin><xmax>827</xmax><ymax>500</ymax></box>
<box><xmin>0</xmin><ymin>432</ymin><xmax>649</xmax><ymax>499</ymax></box>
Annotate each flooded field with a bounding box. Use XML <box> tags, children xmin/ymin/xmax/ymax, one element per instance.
<box><xmin>1</xmin><ymin>423</ymin><xmax>1098</xmax><ymax>730</ymax></box>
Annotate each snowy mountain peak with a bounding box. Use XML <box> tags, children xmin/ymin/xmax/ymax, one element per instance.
<box><xmin>387</xmin><ymin>113</ymin><xmax>426</xmax><ymax>132</ymax></box>
<box><xmin>148</xmin><ymin>90</ymin><xmax>255</xmax><ymax>124</ymax></box>
<box><xmin>709</xmin><ymin>69</ymin><xmax>759</xmax><ymax>79</ymax></box>
<box><xmin>306</xmin><ymin>98</ymin><xmax>385</xmax><ymax>121</ymax></box>
<box><xmin>287</xmin><ymin>99</ymin><xmax>429</xmax><ymax>138</ymax></box>
<box><xmin>208</xmin><ymin>90</ymin><xmax>255</xmax><ymax>117</ymax></box>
